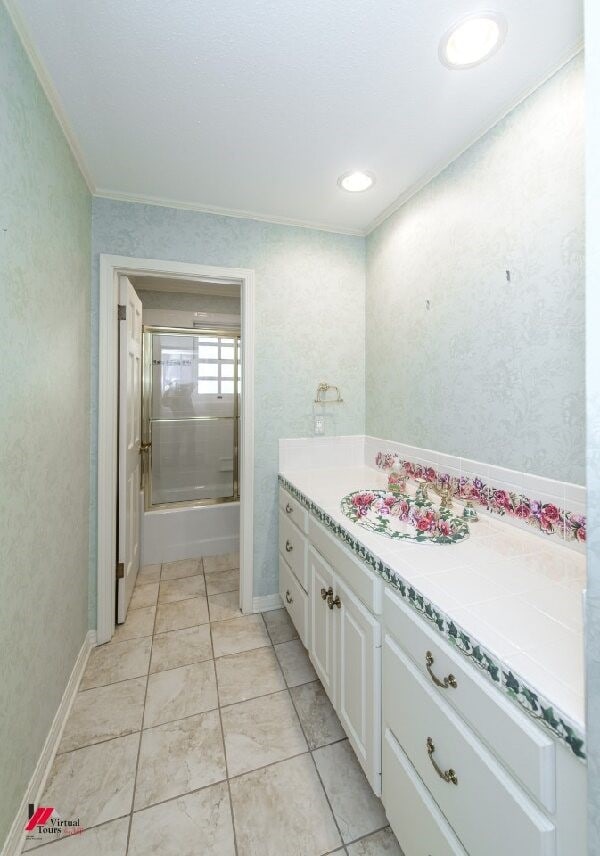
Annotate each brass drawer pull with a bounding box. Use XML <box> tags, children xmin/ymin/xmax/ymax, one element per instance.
<box><xmin>285</xmin><ymin>503</ymin><xmax>293</xmax><ymax>513</ymax></box>
<box><xmin>327</xmin><ymin>593</ymin><xmax>341</xmax><ymax>610</ymax></box>
<box><xmin>427</xmin><ymin>737</ymin><xmax>458</xmax><ymax>785</ymax></box>
<box><xmin>426</xmin><ymin>651</ymin><xmax>457</xmax><ymax>689</ymax></box>
<box><xmin>285</xmin><ymin>590</ymin><xmax>293</xmax><ymax>604</ymax></box>
<box><xmin>285</xmin><ymin>540</ymin><xmax>293</xmax><ymax>553</ymax></box>
<box><xmin>321</xmin><ymin>586</ymin><xmax>333</xmax><ymax>601</ymax></box>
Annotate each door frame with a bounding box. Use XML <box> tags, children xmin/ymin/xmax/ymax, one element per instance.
<box><xmin>97</xmin><ymin>254</ymin><xmax>255</xmax><ymax>644</ymax></box>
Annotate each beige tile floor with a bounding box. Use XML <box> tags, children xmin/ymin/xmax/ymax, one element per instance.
<box><xmin>23</xmin><ymin>554</ymin><xmax>402</xmax><ymax>856</ymax></box>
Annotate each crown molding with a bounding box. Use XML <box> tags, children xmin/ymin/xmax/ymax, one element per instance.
<box><xmin>93</xmin><ymin>188</ymin><xmax>366</xmax><ymax>237</ymax></box>
<box><xmin>3</xmin><ymin>0</ymin><xmax>583</xmax><ymax>241</ymax></box>
<box><xmin>4</xmin><ymin>0</ymin><xmax>95</xmax><ymax>193</ymax></box>
<box><xmin>365</xmin><ymin>41</ymin><xmax>584</xmax><ymax>236</ymax></box>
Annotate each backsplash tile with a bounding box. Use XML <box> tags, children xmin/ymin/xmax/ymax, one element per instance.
<box><xmin>373</xmin><ymin>443</ymin><xmax>586</xmax><ymax>549</ymax></box>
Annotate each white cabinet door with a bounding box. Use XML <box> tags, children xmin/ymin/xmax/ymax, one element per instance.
<box><xmin>336</xmin><ymin>577</ymin><xmax>382</xmax><ymax>794</ymax></box>
<box><xmin>309</xmin><ymin>547</ymin><xmax>336</xmax><ymax>704</ymax></box>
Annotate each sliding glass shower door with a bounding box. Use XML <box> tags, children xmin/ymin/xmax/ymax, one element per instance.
<box><xmin>142</xmin><ymin>328</ymin><xmax>240</xmax><ymax>508</ymax></box>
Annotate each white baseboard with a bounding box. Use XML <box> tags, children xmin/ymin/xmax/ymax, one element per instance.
<box><xmin>253</xmin><ymin>593</ymin><xmax>282</xmax><ymax>612</ymax></box>
<box><xmin>1</xmin><ymin>630</ymin><xmax>96</xmax><ymax>856</ymax></box>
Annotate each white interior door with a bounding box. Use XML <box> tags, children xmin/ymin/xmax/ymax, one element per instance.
<box><xmin>117</xmin><ymin>276</ymin><xmax>143</xmax><ymax>623</ymax></box>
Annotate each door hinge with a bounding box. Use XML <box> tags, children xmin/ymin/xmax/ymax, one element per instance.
<box><xmin>116</xmin><ymin>562</ymin><xmax>125</xmax><ymax>579</ymax></box>
<box><xmin>118</xmin><ymin>304</ymin><xmax>127</xmax><ymax>321</ymax></box>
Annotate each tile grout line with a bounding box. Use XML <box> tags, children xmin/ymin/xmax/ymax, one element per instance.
<box><xmin>266</xmin><ymin>613</ymin><xmax>394</xmax><ymax>854</ymax></box>
<box><xmin>211</xmin><ymin>586</ymin><xmax>241</xmax><ymax>855</ymax></box>
<box><xmin>262</xmin><ymin>611</ymin><xmax>348</xmax><ymax>853</ymax></box>
<box><xmin>39</xmin><ymin>557</ymin><xmax>393</xmax><ymax>854</ymax></box>
<box><xmin>124</xmin><ymin>561</ymin><xmax>164</xmax><ymax>856</ymax></box>
<box><xmin>53</xmin><ymin>683</ymin><xmax>348</xmax><ymax>761</ymax></box>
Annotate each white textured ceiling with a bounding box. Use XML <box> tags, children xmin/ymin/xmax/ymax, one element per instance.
<box><xmin>8</xmin><ymin>0</ymin><xmax>582</xmax><ymax>234</ymax></box>
<box><xmin>131</xmin><ymin>277</ymin><xmax>240</xmax><ymax>297</ymax></box>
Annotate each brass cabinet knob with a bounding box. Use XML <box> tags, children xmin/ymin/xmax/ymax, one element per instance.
<box><xmin>427</xmin><ymin>737</ymin><xmax>458</xmax><ymax>785</ymax></box>
<box><xmin>285</xmin><ymin>590</ymin><xmax>293</xmax><ymax>604</ymax></box>
<box><xmin>285</xmin><ymin>540</ymin><xmax>293</xmax><ymax>553</ymax></box>
<box><xmin>285</xmin><ymin>503</ymin><xmax>293</xmax><ymax>513</ymax></box>
<box><xmin>327</xmin><ymin>593</ymin><xmax>341</xmax><ymax>610</ymax></box>
<box><xmin>425</xmin><ymin>651</ymin><xmax>457</xmax><ymax>689</ymax></box>
<box><xmin>320</xmin><ymin>586</ymin><xmax>333</xmax><ymax>601</ymax></box>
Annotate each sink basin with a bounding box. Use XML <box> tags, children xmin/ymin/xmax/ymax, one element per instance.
<box><xmin>341</xmin><ymin>490</ymin><xmax>470</xmax><ymax>544</ymax></box>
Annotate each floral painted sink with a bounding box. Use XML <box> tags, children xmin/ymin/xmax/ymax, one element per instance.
<box><xmin>341</xmin><ymin>490</ymin><xmax>470</xmax><ymax>544</ymax></box>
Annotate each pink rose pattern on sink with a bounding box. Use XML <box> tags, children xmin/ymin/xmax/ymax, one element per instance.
<box><xmin>375</xmin><ymin>452</ymin><xmax>586</xmax><ymax>544</ymax></box>
<box><xmin>343</xmin><ymin>489</ymin><xmax>470</xmax><ymax>544</ymax></box>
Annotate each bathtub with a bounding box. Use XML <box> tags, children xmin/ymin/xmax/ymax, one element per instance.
<box><xmin>141</xmin><ymin>495</ymin><xmax>240</xmax><ymax>564</ymax></box>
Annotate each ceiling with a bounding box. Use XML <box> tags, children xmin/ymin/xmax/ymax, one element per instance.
<box><xmin>8</xmin><ymin>0</ymin><xmax>582</xmax><ymax>235</ymax></box>
<box><xmin>131</xmin><ymin>276</ymin><xmax>240</xmax><ymax>298</ymax></box>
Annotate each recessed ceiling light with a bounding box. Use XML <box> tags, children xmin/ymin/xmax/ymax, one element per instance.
<box><xmin>440</xmin><ymin>13</ymin><xmax>506</xmax><ymax>70</ymax></box>
<box><xmin>338</xmin><ymin>170</ymin><xmax>375</xmax><ymax>192</ymax></box>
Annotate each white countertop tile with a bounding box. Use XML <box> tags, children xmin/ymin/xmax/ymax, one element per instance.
<box><xmin>280</xmin><ymin>464</ymin><xmax>586</xmax><ymax>731</ymax></box>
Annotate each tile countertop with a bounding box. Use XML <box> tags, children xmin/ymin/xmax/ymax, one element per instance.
<box><xmin>279</xmin><ymin>465</ymin><xmax>586</xmax><ymax>741</ymax></box>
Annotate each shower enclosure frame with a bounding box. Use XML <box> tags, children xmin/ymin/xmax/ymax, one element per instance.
<box><xmin>142</xmin><ymin>325</ymin><xmax>241</xmax><ymax>511</ymax></box>
<box><xmin>97</xmin><ymin>254</ymin><xmax>255</xmax><ymax>645</ymax></box>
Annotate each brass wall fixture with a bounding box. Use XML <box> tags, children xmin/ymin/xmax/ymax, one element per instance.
<box><xmin>425</xmin><ymin>651</ymin><xmax>457</xmax><ymax>689</ymax></box>
<box><xmin>427</xmin><ymin>737</ymin><xmax>458</xmax><ymax>785</ymax></box>
<box><xmin>314</xmin><ymin>382</ymin><xmax>343</xmax><ymax>404</ymax></box>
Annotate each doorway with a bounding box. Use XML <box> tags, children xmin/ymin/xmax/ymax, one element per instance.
<box><xmin>97</xmin><ymin>256</ymin><xmax>255</xmax><ymax>645</ymax></box>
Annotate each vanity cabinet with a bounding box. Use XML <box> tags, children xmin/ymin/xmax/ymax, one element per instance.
<box><xmin>382</xmin><ymin>586</ymin><xmax>586</xmax><ymax>856</ymax></box>
<box><xmin>277</xmin><ymin>484</ymin><xmax>586</xmax><ymax>856</ymax></box>
<box><xmin>308</xmin><ymin>546</ymin><xmax>382</xmax><ymax>792</ymax></box>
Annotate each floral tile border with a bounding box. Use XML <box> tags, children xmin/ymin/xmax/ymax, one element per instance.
<box><xmin>374</xmin><ymin>452</ymin><xmax>586</xmax><ymax>545</ymax></box>
<box><xmin>278</xmin><ymin>474</ymin><xmax>587</xmax><ymax>762</ymax></box>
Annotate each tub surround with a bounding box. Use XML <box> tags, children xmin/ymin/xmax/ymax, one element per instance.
<box><xmin>278</xmin><ymin>439</ymin><xmax>586</xmax><ymax>760</ymax></box>
<box><xmin>141</xmin><ymin>501</ymin><xmax>240</xmax><ymax>565</ymax></box>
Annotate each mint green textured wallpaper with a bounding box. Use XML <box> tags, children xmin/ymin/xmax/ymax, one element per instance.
<box><xmin>0</xmin><ymin>4</ymin><xmax>91</xmax><ymax>844</ymax></box>
<box><xmin>91</xmin><ymin>198</ymin><xmax>366</xmax><ymax>607</ymax></box>
<box><xmin>366</xmin><ymin>55</ymin><xmax>585</xmax><ymax>484</ymax></box>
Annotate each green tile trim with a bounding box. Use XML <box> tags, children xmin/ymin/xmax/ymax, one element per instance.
<box><xmin>278</xmin><ymin>474</ymin><xmax>586</xmax><ymax>762</ymax></box>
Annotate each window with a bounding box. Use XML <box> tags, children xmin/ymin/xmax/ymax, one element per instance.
<box><xmin>197</xmin><ymin>335</ymin><xmax>241</xmax><ymax>396</ymax></box>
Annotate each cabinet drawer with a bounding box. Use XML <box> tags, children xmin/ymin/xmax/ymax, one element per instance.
<box><xmin>383</xmin><ymin>588</ymin><xmax>555</xmax><ymax>811</ymax></box>
<box><xmin>279</xmin><ymin>555</ymin><xmax>308</xmax><ymax>647</ymax></box>
<box><xmin>279</xmin><ymin>487</ymin><xmax>308</xmax><ymax>533</ymax></box>
<box><xmin>383</xmin><ymin>635</ymin><xmax>555</xmax><ymax>856</ymax></box>
<box><xmin>308</xmin><ymin>517</ymin><xmax>382</xmax><ymax>614</ymax></box>
<box><xmin>383</xmin><ymin>727</ymin><xmax>467</xmax><ymax>856</ymax></box>
<box><xmin>279</xmin><ymin>511</ymin><xmax>308</xmax><ymax>591</ymax></box>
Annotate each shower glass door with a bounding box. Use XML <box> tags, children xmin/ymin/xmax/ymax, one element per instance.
<box><xmin>143</xmin><ymin>327</ymin><xmax>240</xmax><ymax>508</ymax></box>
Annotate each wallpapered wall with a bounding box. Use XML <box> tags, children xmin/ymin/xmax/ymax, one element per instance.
<box><xmin>91</xmin><ymin>198</ymin><xmax>366</xmax><ymax>606</ymax></box>
<box><xmin>366</xmin><ymin>54</ymin><xmax>585</xmax><ymax>485</ymax></box>
<box><xmin>585</xmin><ymin>1</ymin><xmax>600</xmax><ymax>845</ymax></box>
<box><xmin>0</xmin><ymin>5</ymin><xmax>91</xmax><ymax>845</ymax></box>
